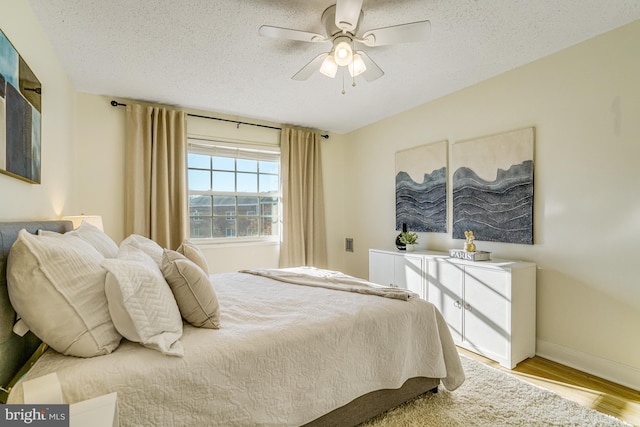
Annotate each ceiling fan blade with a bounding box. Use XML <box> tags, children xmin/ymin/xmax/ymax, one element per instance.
<box><xmin>356</xmin><ymin>51</ymin><xmax>384</xmax><ymax>82</ymax></box>
<box><xmin>361</xmin><ymin>20</ymin><xmax>431</xmax><ymax>47</ymax></box>
<box><xmin>259</xmin><ymin>25</ymin><xmax>326</xmax><ymax>43</ymax></box>
<box><xmin>335</xmin><ymin>0</ymin><xmax>364</xmax><ymax>33</ymax></box>
<box><xmin>292</xmin><ymin>52</ymin><xmax>329</xmax><ymax>81</ymax></box>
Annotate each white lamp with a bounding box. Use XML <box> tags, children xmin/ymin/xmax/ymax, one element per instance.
<box><xmin>348</xmin><ymin>53</ymin><xmax>367</xmax><ymax>77</ymax></box>
<box><xmin>333</xmin><ymin>37</ymin><xmax>352</xmax><ymax>67</ymax></box>
<box><xmin>319</xmin><ymin>54</ymin><xmax>338</xmax><ymax>78</ymax></box>
<box><xmin>62</xmin><ymin>215</ymin><xmax>104</xmax><ymax>231</ymax></box>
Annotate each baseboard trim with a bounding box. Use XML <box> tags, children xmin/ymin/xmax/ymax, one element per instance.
<box><xmin>536</xmin><ymin>339</ymin><xmax>640</xmax><ymax>392</ymax></box>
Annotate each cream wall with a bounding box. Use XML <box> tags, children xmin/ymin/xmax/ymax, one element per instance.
<box><xmin>74</xmin><ymin>93</ymin><xmax>126</xmax><ymax>241</ymax></box>
<box><xmin>0</xmin><ymin>2</ymin><xmax>76</xmax><ymax>221</ymax></box>
<box><xmin>333</xmin><ymin>21</ymin><xmax>640</xmax><ymax>390</ymax></box>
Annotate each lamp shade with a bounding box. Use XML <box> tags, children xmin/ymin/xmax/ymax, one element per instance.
<box><xmin>348</xmin><ymin>53</ymin><xmax>367</xmax><ymax>77</ymax></box>
<box><xmin>63</xmin><ymin>215</ymin><xmax>104</xmax><ymax>231</ymax></box>
<box><xmin>333</xmin><ymin>38</ymin><xmax>352</xmax><ymax>67</ymax></box>
<box><xmin>319</xmin><ymin>54</ymin><xmax>338</xmax><ymax>78</ymax></box>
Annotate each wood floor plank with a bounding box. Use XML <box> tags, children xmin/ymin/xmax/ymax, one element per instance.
<box><xmin>458</xmin><ymin>348</ymin><xmax>640</xmax><ymax>426</ymax></box>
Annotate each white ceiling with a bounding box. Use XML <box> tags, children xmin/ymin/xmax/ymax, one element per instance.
<box><xmin>27</xmin><ymin>0</ymin><xmax>640</xmax><ymax>134</ymax></box>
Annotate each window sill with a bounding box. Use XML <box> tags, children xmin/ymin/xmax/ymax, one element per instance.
<box><xmin>190</xmin><ymin>238</ymin><xmax>280</xmax><ymax>249</ymax></box>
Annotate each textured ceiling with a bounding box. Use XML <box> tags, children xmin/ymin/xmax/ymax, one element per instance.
<box><xmin>27</xmin><ymin>0</ymin><xmax>640</xmax><ymax>134</ymax></box>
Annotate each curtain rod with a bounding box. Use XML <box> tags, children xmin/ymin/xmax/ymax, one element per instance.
<box><xmin>110</xmin><ymin>100</ymin><xmax>329</xmax><ymax>139</ymax></box>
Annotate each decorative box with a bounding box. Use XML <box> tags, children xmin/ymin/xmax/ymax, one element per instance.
<box><xmin>449</xmin><ymin>249</ymin><xmax>491</xmax><ymax>261</ymax></box>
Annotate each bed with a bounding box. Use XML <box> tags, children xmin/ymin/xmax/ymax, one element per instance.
<box><xmin>0</xmin><ymin>221</ymin><xmax>464</xmax><ymax>426</ymax></box>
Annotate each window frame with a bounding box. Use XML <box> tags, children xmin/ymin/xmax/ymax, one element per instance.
<box><xmin>187</xmin><ymin>138</ymin><xmax>281</xmax><ymax>245</ymax></box>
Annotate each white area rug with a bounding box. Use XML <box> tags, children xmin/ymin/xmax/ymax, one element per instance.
<box><xmin>363</xmin><ymin>355</ymin><xmax>631</xmax><ymax>426</ymax></box>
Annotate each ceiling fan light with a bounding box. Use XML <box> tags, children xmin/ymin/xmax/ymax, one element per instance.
<box><xmin>319</xmin><ymin>54</ymin><xmax>338</xmax><ymax>78</ymax></box>
<box><xmin>349</xmin><ymin>53</ymin><xmax>367</xmax><ymax>77</ymax></box>
<box><xmin>334</xmin><ymin>39</ymin><xmax>352</xmax><ymax>66</ymax></box>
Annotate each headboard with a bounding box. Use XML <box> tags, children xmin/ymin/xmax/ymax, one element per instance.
<box><xmin>0</xmin><ymin>221</ymin><xmax>72</xmax><ymax>401</ymax></box>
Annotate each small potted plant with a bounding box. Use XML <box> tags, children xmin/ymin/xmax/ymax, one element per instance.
<box><xmin>399</xmin><ymin>231</ymin><xmax>418</xmax><ymax>251</ymax></box>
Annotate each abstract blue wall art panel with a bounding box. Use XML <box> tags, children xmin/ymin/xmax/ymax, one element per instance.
<box><xmin>0</xmin><ymin>30</ymin><xmax>19</xmax><ymax>88</ymax></box>
<box><xmin>0</xmin><ymin>28</ymin><xmax>42</xmax><ymax>184</ymax></box>
<box><xmin>451</xmin><ymin>128</ymin><xmax>535</xmax><ymax>245</ymax></box>
<box><xmin>395</xmin><ymin>140</ymin><xmax>448</xmax><ymax>233</ymax></box>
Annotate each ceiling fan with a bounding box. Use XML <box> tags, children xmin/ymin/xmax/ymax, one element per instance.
<box><xmin>259</xmin><ymin>0</ymin><xmax>431</xmax><ymax>84</ymax></box>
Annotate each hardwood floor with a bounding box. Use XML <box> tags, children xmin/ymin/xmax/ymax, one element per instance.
<box><xmin>459</xmin><ymin>348</ymin><xmax>640</xmax><ymax>426</ymax></box>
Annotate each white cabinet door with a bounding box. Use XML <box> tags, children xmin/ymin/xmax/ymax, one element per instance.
<box><xmin>395</xmin><ymin>255</ymin><xmax>424</xmax><ymax>298</ymax></box>
<box><xmin>428</xmin><ymin>260</ymin><xmax>463</xmax><ymax>343</ymax></box>
<box><xmin>369</xmin><ymin>251</ymin><xmax>395</xmax><ymax>287</ymax></box>
<box><xmin>368</xmin><ymin>250</ymin><xmax>427</xmax><ymax>299</ymax></box>
<box><xmin>463</xmin><ymin>267</ymin><xmax>510</xmax><ymax>362</ymax></box>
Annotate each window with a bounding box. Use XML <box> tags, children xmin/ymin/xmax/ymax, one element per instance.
<box><xmin>187</xmin><ymin>141</ymin><xmax>280</xmax><ymax>242</ymax></box>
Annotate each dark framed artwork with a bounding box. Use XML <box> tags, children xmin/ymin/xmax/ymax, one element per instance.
<box><xmin>395</xmin><ymin>140</ymin><xmax>448</xmax><ymax>233</ymax></box>
<box><xmin>0</xmin><ymin>28</ymin><xmax>42</xmax><ymax>184</ymax></box>
<box><xmin>451</xmin><ymin>127</ymin><xmax>534</xmax><ymax>245</ymax></box>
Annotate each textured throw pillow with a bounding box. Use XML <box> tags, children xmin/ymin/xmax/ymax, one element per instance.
<box><xmin>39</xmin><ymin>220</ymin><xmax>118</xmax><ymax>258</ymax></box>
<box><xmin>119</xmin><ymin>234</ymin><xmax>164</xmax><ymax>268</ymax></box>
<box><xmin>177</xmin><ymin>240</ymin><xmax>209</xmax><ymax>275</ymax></box>
<box><xmin>162</xmin><ymin>249</ymin><xmax>220</xmax><ymax>329</ymax></box>
<box><xmin>102</xmin><ymin>249</ymin><xmax>184</xmax><ymax>357</ymax></box>
<box><xmin>7</xmin><ymin>230</ymin><xmax>121</xmax><ymax>357</ymax></box>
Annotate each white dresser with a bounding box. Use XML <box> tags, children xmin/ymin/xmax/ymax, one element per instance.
<box><xmin>369</xmin><ymin>249</ymin><xmax>447</xmax><ymax>299</ymax></box>
<box><xmin>369</xmin><ymin>249</ymin><xmax>536</xmax><ymax>368</ymax></box>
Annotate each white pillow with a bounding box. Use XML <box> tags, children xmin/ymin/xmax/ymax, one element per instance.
<box><xmin>102</xmin><ymin>249</ymin><xmax>183</xmax><ymax>357</ymax></box>
<box><xmin>40</xmin><ymin>220</ymin><xmax>118</xmax><ymax>258</ymax></box>
<box><xmin>177</xmin><ymin>240</ymin><xmax>209</xmax><ymax>275</ymax></box>
<box><xmin>162</xmin><ymin>249</ymin><xmax>220</xmax><ymax>329</ymax></box>
<box><xmin>119</xmin><ymin>234</ymin><xmax>163</xmax><ymax>268</ymax></box>
<box><xmin>7</xmin><ymin>230</ymin><xmax>121</xmax><ymax>357</ymax></box>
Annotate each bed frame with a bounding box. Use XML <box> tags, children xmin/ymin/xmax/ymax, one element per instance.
<box><xmin>0</xmin><ymin>221</ymin><xmax>439</xmax><ymax>425</ymax></box>
<box><xmin>305</xmin><ymin>376</ymin><xmax>438</xmax><ymax>426</ymax></box>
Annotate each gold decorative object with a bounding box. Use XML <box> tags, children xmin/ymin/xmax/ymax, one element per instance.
<box><xmin>464</xmin><ymin>230</ymin><xmax>476</xmax><ymax>252</ymax></box>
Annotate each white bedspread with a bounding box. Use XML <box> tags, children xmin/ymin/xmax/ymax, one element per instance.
<box><xmin>8</xmin><ymin>271</ymin><xmax>464</xmax><ymax>426</ymax></box>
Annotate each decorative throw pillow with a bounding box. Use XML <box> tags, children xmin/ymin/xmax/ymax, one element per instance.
<box><xmin>119</xmin><ymin>234</ymin><xmax>164</xmax><ymax>268</ymax></box>
<box><xmin>7</xmin><ymin>230</ymin><xmax>121</xmax><ymax>357</ymax></box>
<box><xmin>177</xmin><ymin>240</ymin><xmax>209</xmax><ymax>275</ymax></box>
<box><xmin>39</xmin><ymin>220</ymin><xmax>118</xmax><ymax>258</ymax></box>
<box><xmin>161</xmin><ymin>249</ymin><xmax>220</xmax><ymax>329</ymax></box>
<box><xmin>102</xmin><ymin>249</ymin><xmax>184</xmax><ymax>357</ymax></box>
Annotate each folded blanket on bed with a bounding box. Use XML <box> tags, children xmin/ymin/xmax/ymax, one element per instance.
<box><xmin>240</xmin><ymin>266</ymin><xmax>418</xmax><ymax>301</ymax></box>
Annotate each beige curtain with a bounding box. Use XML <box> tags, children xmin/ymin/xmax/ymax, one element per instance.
<box><xmin>125</xmin><ymin>104</ymin><xmax>187</xmax><ymax>249</ymax></box>
<box><xmin>279</xmin><ymin>127</ymin><xmax>328</xmax><ymax>268</ymax></box>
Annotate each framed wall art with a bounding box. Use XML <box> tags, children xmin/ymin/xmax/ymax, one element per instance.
<box><xmin>395</xmin><ymin>140</ymin><xmax>447</xmax><ymax>233</ymax></box>
<box><xmin>451</xmin><ymin>127</ymin><xmax>534</xmax><ymax>245</ymax></box>
<box><xmin>0</xmin><ymin>28</ymin><xmax>42</xmax><ymax>184</ymax></box>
